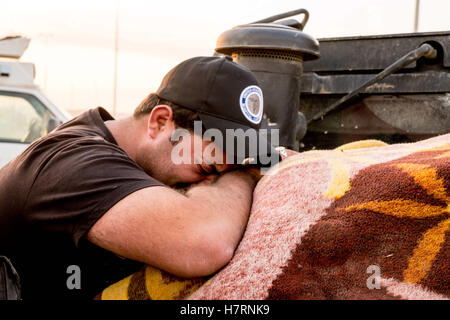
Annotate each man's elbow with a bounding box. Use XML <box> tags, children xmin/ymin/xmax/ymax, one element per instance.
<box><xmin>178</xmin><ymin>236</ymin><xmax>235</xmax><ymax>278</ymax></box>
<box><xmin>199</xmin><ymin>239</ymin><xmax>235</xmax><ymax>276</ymax></box>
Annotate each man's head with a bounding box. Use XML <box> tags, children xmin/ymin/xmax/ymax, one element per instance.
<box><xmin>130</xmin><ymin>56</ymin><xmax>278</xmax><ymax>186</ymax></box>
<box><xmin>132</xmin><ymin>92</ymin><xmax>231</xmax><ymax>186</ymax></box>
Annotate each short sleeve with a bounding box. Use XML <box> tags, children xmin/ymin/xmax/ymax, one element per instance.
<box><xmin>25</xmin><ymin>136</ymin><xmax>165</xmax><ymax>246</ymax></box>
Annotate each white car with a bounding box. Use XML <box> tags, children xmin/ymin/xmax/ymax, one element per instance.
<box><xmin>0</xmin><ymin>36</ymin><xmax>70</xmax><ymax>168</ymax></box>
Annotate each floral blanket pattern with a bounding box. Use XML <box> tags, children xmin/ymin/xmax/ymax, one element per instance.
<box><xmin>99</xmin><ymin>134</ymin><xmax>449</xmax><ymax>300</ymax></box>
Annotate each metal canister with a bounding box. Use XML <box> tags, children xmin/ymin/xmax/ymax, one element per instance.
<box><xmin>215</xmin><ymin>9</ymin><xmax>320</xmax><ymax>150</ymax></box>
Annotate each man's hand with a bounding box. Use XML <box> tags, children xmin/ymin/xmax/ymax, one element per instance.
<box><xmin>242</xmin><ymin>166</ymin><xmax>262</xmax><ymax>183</ymax></box>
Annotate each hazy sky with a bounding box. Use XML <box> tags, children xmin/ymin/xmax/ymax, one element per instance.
<box><xmin>1</xmin><ymin>0</ymin><xmax>450</xmax><ymax>117</ymax></box>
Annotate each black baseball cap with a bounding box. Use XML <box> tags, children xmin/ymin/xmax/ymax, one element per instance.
<box><xmin>156</xmin><ymin>56</ymin><xmax>279</xmax><ymax>167</ymax></box>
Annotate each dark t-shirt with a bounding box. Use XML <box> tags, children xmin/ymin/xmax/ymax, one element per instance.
<box><xmin>0</xmin><ymin>107</ymin><xmax>164</xmax><ymax>299</ymax></box>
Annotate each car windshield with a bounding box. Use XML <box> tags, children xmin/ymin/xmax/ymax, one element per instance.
<box><xmin>0</xmin><ymin>91</ymin><xmax>60</xmax><ymax>144</ymax></box>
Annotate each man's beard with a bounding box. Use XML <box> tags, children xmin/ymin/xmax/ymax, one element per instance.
<box><xmin>136</xmin><ymin>138</ymin><xmax>180</xmax><ymax>186</ymax></box>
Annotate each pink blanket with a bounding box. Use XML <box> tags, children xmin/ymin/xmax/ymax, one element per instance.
<box><xmin>100</xmin><ymin>134</ymin><xmax>449</xmax><ymax>300</ymax></box>
<box><xmin>189</xmin><ymin>134</ymin><xmax>449</xmax><ymax>300</ymax></box>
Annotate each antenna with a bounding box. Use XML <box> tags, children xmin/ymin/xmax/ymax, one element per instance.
<box><xmin>414</xmin><ymin>0</ymin><xmax>420</xmax><ymax>32</ymax></box>
<box><xmin>112</xmin><ymin>0</ymin><xmax>120</xmax><ymax>116</ymax></box>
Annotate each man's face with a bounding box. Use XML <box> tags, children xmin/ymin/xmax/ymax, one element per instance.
<box><xmin>167</xmin><ymin>130</ymin><xmax>233</xmax><ymax>186</ymax></box>
<box><xmin>138</xmin><ymin>115</ymin><xmax>234</xmax><ymax>186</ymax></box>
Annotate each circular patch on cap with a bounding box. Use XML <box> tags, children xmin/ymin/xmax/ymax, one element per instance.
<box><xmin>239</xmin><ymin>85</ymin><xmax>263</xmax><ymax>124</ymax></box>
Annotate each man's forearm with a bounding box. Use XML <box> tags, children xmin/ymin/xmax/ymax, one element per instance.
<box><xmin>185</xmin><ymin>170</ymin><xmax>257</xmax><ymax>252</ymax></box>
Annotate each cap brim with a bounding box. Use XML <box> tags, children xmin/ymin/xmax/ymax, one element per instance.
<box><xmin>199</xmin><ymin>113</ymin><xmax>280</xmax><ymax>168</ymax></box>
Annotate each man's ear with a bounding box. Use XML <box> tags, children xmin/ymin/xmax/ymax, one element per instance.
<box><xmin>147</xmin><ymin>105</ymin><xmax>174</xmax><ymax>139</ymax></box>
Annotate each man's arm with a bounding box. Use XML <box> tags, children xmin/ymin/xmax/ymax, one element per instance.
<box><xmin>86</xmin><ymin>169</ymin><xmax>257</xmax><ymax>278</ymax></box>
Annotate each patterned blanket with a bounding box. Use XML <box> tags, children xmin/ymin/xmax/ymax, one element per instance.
<box><xmin>99</xmin><ymin>134</ymin><xmax>449</xmax><ymax>300</ymax></box>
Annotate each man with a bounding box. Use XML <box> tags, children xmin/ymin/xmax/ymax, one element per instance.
<box><xmin>0</xmin><ymin>56</ymin><xmax>278</xmax><ymax>299</ymax></box>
